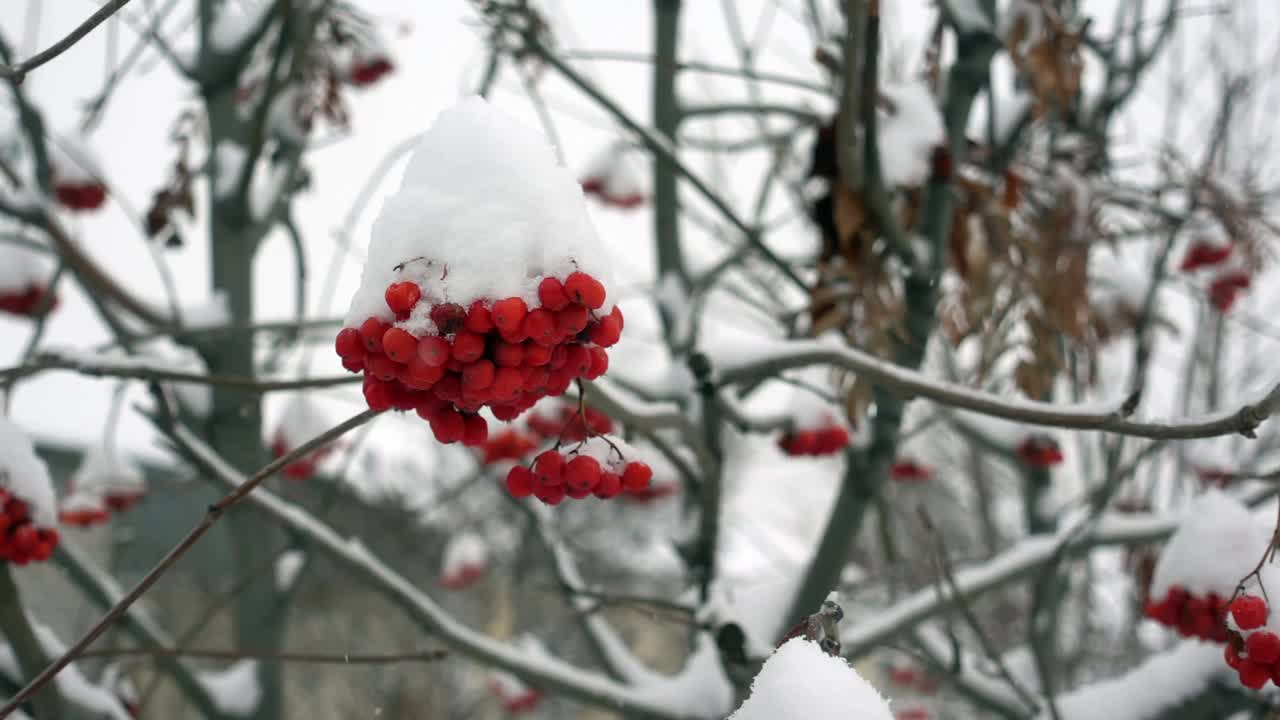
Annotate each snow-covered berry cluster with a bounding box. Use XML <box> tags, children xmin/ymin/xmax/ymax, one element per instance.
<box><xmin>58</xmin><ymin>446</ymin><xmax>147</xmax><ymax>528</ymax></box>
<box><xmin>0</xmin><ymin>490</ymin><xmax>58</xmax><ymax>564</ymax></box>
<box><xmin>778</xmin><ymin>424</ymin><xmax>850</xmax><ymax>457</ymax></box>
<box><xmin>1143</xmin><ymin>586</ymin><xmax>1230</xmax><ymax>642</ymax></box>
<box><xmin>505</xmin><ymin>438</ymin><xmax>652</xmax><ymax>506</ymax></box>
<box><xmin>526</xmin><ymin>404</ymin><xmax>614</xmax><ymax>443</ymax></box>
<box><xmin>1223</xmin><ymin>593</ymin><xmax>1280</xmax><ymax>689</ymax></box>
<box><xmin>580</xmin><ymin>143</ymin><xmax>645</xmax><ymax>210</ymax></box>
<box><xmin>267</xmin><ymin>396</ymin><xmax>338</xmax><ymax>481</ymax></box>
<box><xmin>49</xmin><ymin>137</ymin><xmax>108</xmax><ymax>212</ymax></box>
<box><xmin>1016</xmin><ymin>434</ymin><xmax>1063</xmax><ymax>467</ymax></box>
<box><xmin>439</xmin><ymin>532</ymin><xmax>487</xmax><ymax>590</ymax></box>
<box><xmin>1177</xmin><ymin>239</ymin><xmax>1252</xmax><ymax>312</ymax></box>
<box><xmin>1179</xmin><ymin>240</ymin><xmax>1233</xmax><ymax>272</ymax></box>
<box><xmin>53</xmin><ymin>179</ymin><xmax>107</xmax><ymax>211</ymax></box>
<box><xmin>349</xmin><ymin>54</ymin><xmax>394</xmax><ymax>87</ymax></box>
<box><xmin>889</xmin><ymin>458</ymin><xmax>932</xmax><ymax>483</ymax></box>
<box><xmin>336</xmin><ymin>271</ymin><xmax>622</xmax><ymax>446</ymax></box>
<box><xmin>1207</xmin><ymin>271</ymin><xmax>1251</xmax><ymax>313</ymax></box>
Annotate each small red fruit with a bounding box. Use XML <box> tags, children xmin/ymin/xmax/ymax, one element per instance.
<box><xmin>1225</xmin><ymin>644</ymin><xmax>1243</xmax><ymax>669</ymax></box>
<box><xmin>335</xmin><ymin>327</ymin><xmax>365</xmax><ymax>358</ymax></box>
<box><xmin>588</xmin><ymin>306</ymin><xmax>624</xmax><ymax>347</ymax></box>
<box><xmin>493</xmin><ymin>341</ymin><xmax>524</xmax><ymax>368</ymax></box>
<box><xmin>523</xmin><ymin>309</ymin><xmax>558</xmax><ymax>346</ymax></box>
<box><xmin>430</xmin><ymin>303</ymin><xmax>466</xmax><ymax>334</ymax></box>
<box><xmin>506</xmin><ymin>466</ymin><xmax>535</xmax><ymax>497</ymax></box>
<box><xmin>360</xmin><ymin>318</ymin><xmax>389</xmax><ymax>353</ymax></box>
<box><xmin>563</xmin><ymin>456</ymin><xmax>602</xmax><ymax>492</ymax></box>
<box><xmin>585</xmin><ymin>346</ymin><xmax>609</xmax><ymax>379</ymax></box>
<box><xmin>381</xmin><ymin>327</ymin><xmax>418</xmax><ymax>363</ymax></box>
<box><xmin>492</xmin><ymin>297</ymin><xmax>529</xmax><ymax>335</ymax></box>
<box><xmin>533</xmin><ymin>451</ymin><xmax>564</xmax><ymax>486</ymax></box>
<box><xmin>365</xmin><ymin>354</ymin><xmax>399</xmax><ymax>381</ymax></box>
<box><xmin>564</xmin><ymin>272</ymin><xmax>606</xmax><ymax>309</ymax></box>
<box><xmin>384</xmin><ymin>282</ymin><xmax>421</xmax><ymax>315</ymax></box>
<box><xmin>594</xmin><ymin>472</ymin><xmax>622</xmax><ymax>499</ymax></box>
<box><xmin>622</xmin><ymin>462</ymin><xmax>652</xmax><ymax>491</ymax></box>
<box><xmin>1246</xmin><ymin>631</ymin><xmax>1280</xmax><ymax>665</ymax></box>
<box><xmin>1238</xmin><ymin>659</ymin><xmax>1270</xmax><ymax>689</ymax></box>
<box><xmin>452</xmin><ymin>331</ymin><xmax>486</xmax><ymax>363</ymax></box>
<box><xmin>462</xmin><ymin>414</ymin><xmax>489</xmax><ymax>447</ymax></box>
<box><xmin>556</xmin><ymin>305</ymin><xmax>590</xmax><ymax>337</ymax></box>
<box><xmin>462</xmin><ymin>359</ymin><xmax>495</xmax><ymax>390</ymax></box>
<box><xmin>1231</xmin><ymin>595</ymin><xmax>1268</xmax><ymax>631</ymax></box>
<box><xmin>538</xmin><ymin>277</ymin><xmax>570</xmax><ymax>310</ymax></box>
<box><xmin>431</xmin><ymin>408</ymin><xmax>466</xmax><ymax>444</ymax></box>
<box><xmin>466</xmin><ymin>301</ymin><xmax>494</xmax><ymax>333</ymax></box>
<box><xmin>417</xmin><ymin>336</ymin><xmax>451</xmax><ymax>367</ymax></box>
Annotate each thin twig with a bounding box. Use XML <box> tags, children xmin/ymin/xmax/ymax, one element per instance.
<box><xmin>79</xmin><ymin>647</ymin><xmax>447</xmax><ymax>665</ymax></box>
<box><xmin>0</xmin><ymin>352</ymin><xmax>359</xmax><ymax>392</ymax></box>
<box><xmin>0</xmin><ymin>0</ymin><xmax>134</xmax><ymax>83</ymax></box>
<box><xmin>0</xmin><ymin>409</ymin><xmax>380</xmax><ymax>718</ymax></box>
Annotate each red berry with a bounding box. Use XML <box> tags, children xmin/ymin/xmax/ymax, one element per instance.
<box><xmin>492</xmin><ymin>297</ymin><xmax>529</xmax><ymax>335</ymax></box>
<box><xmin>524</xmin><ymin>342</ymin><xmax>552</xmax><ymax>367</ymax></box>
<box><xmin>545</xmin><ymin>370</ymin><xmax>573</xmax><ymax>396</ymax></box>
<box><xmin>382</xmin><ymin>327</ymin><xmax>418</xmax><ymax>363</ymax></box>
<box><xmin>417</xmin><ymin>336</ymin><xmax>451</xmax><ymax>367</ymax></box>
<box><xmin>549</xmin><ymin>345</ymin><xmax>569</xmax><ymax>370</ymax></box>
<box><xmin>1238</xmin><ymin>659</ymin><xmax>1271</xmax><ymax>689</ymax></box>
<box><xmin>566</xmin><ymin>484</ymin><xmax>593</xmax><ymax>500</ymax></box>
<box><xmin>585</xmin><ymin>346</ymin><xmax>609</xmax><ymax>379</ymax></box>
<box><xmin>453</xmin><ymin>331</ymin><xmax>486</xmax><ymax>363</ymax></box>
<box><xmin>491</xmin><ymin>367</ymin><xmax>523</xmax><ymax>402</ymax></box>
<box><xmin>384</xmin><ymin>282</ymin><xmax>421</xmax><ymax>315</ymax></box>
<box><xmin>589</xmin><ymin>306</ymin><xmax>624</xmax><ymax>347</ymax></box>
<box><xmin>1232</xmin><ymin>595</ymin><xmax>1269</xmax><ymax>631</ymax></box>
<box><xmin>523</xmin><ymin>309</ymin><xmax>558</xmax><ymax>346</ymax></box>
<box><xmin>431</xmin><ymin>407</ymin><xmax>466</xmax><ymax>444</ymax></box>
<box><xmin>506</xmin><ymin>466</ymin><xmax>535</xmax><ymax>497</ymax></box>
<box><xmin>622</xmin><ymin>462</ymin><xmax>652</xmax><ymax>491</ymax></box>
<box><xmin>535</xmin><ymin>484</ymin><xmax>566</xmax><ymax>506</ymax></box>
<box><xmin>533</xmin><ymin>451</ymin><xmax>564</xmax><ymax>486</ymax></box>
<box><xmin>403</xmin><ymin>355</ymin><xmax>446</xmax><ymax>388</ymax></box>
<box><xmin>594</xmin><ymin>471</ymin><xmax>622</xmax><ymax>499</ymax></box>
<box><xmin>462</xmin><ymin>414</ymin><xmax>488</xmax><ymax>447</ymax></box>
<box><xmin>493</xmin><ymin>341</ymin><xmax>524</xmax><ymax>368</ymax></box>
<box><xmin>1226</xmin><ymin>644</ymin><xmax>1243</xmax><ymax>669</ymax></box>
<box><xmin>563</xmin><ymin>456</ymin><xmax>602</xmax><ymax>492</ymax></box>
<box><xmin>465</xmin><ymin>301</ymin><xmax>494</xmax><ymax>333</ymax></box>
<box><xmin>462</xmin><ymin>359</ymin><xmax>495</xmax><ymax>390</ymax></box>
<box><xmin>523</xmin><ymin>367</ymin><xmax>550</xmax><ymax>393</ymax></box>
<box><xmin>341</xmin><ymin>357</ymin><xmax>364</xmax><ymax>373</ymax></box>
<box><xmin>556</xmin><ymin>305</ymin><xmax>590</xmax><ymax>337</ymax></box>
<box><xmin>433</xmin><ymin>374</ymin><xmax>462</xmax><ymax>403</ymax></box>
<box><xmin>365</xmin><ymin>353</ymin><xmax>399</xmax><ymax>381</ymax></box>
<box><xmin>564</xmin><ymin>345</ymin><xmax>592</xmax><ymax>377</ymax></box>
<box><xmin>1247</xmin><ymin>631</ymin><xmax>1280</xmax><ymax>664</ymax></box>
<box><xmin>335</xmin><ymin>327</ymin><xmax>365</xmax><ymax>359</ymax></box>
<box><xmin>538</xmin><ymin>277</ymin><xmax>570</xmax><ymax>310</ymax></box>
<box><xmin>360</xmin><ymin>318</ymin><xmax>389</xmax><ymax>353</ymax></box>
<box><xmin>491</xmin><ymin>404</ymin><xmax>521</xmax><ymax>422</ymax></box>
<box><xmin>430</xmin><ymin>303</ymin><xmax>466</xmax><ymax>334</ymax></box>
<box><xmin>564</xmin><ymin>272</ymin><xmax>606</xmax><ymax>309</ymax></box>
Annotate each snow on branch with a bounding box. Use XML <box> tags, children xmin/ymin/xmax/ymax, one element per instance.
<box><xmin>713</xmin><ymin>338</ymin><xmax>1280</xmax><ymax>440</ymax></box>
<box><xmin>1048</xmin><ymin>640</ymin><xmax>1231</xmax><ymax>720</ymax></box>
<box><xmin>167</xmin><ymin>423</ymin><xmax>715</xmax><ymax>720</ymax></box>
<box><xmin>0</xmin><ymin>1</ymin><xmax>133</xmax><ymax>83</ymax></box>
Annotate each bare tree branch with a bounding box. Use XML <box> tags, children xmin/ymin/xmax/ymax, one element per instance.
<box><xmin>0</xmin><ymin>0</ymin><xmax>134</xmax><ymax>83</ymax></box>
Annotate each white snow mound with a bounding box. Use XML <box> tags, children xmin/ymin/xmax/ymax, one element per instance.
<box><xmin>728</xmin><ymin>638</ymin><xmax>893</xmax><ymax>720</ymax></box>
<box><xmin>877</xmin><ymin>81</ymin><xmax>944</xmax><ymax>187</ymax></box>
<box><xmin>344</xmin><ymin>96</ymin><xmax>614</xmax><ymax>332</ymax></box>
<box><xmin>1150</xmin><ymin>488</ymin><xmax>1271</xmax><ymax>599</ymax></box>
<box><xmin>0</xmin><ymin>417</ymin><xmax>57</xmax><ymax>527</ymax></box>
<box><xmin>72</xmin><ymin>445</ymin><xmax>145</xmax><ymax>497</ymax></box>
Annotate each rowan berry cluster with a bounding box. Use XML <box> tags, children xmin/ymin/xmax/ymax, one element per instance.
<box><xmin>269</xmin><ymin>434</ymin><xmax>335</xmax><ymax>481</ymax></box>
<box><xmin>1223</xmin><ymin>594</ymin><xmax>1280</xmax><ymax>689</ymax></box>
<box><xmin>777</xmin><ymin>424</ymin><xmax>849</xmax><ymax>456</ymax></box>
<box><xmin>1143</xmin><ymin>585</ymin><xmax>1230</xmax><ymax>642</ymax></box>
<box><xmin>505</xmin><ymin>448</ymin><xmax>652</xmax><ymax>506</ymax></box>
<box><xmin>1016</xmin><ymin>435</ymin><xmax>1063</xmax><ymax>467</ymax></box>
<box><xmin>0</xmin><ymin>286</ymin><xmax>57</xmax><ymax>317</ymax></box>
<box><xmin>889</xmin><ymin>458</ymin><xmax>932</xmax><ymax>483</ymax></box>
<box><xmin>349</xmin><ymin>56</ymin><xmax>394</xmax><ymax>87</ymax></box>
<box><xmin>53</xmin><ymin>179</ymin><xmax>107</xmax><ymax>211</ymax></box>
<box><xmin>58</xmin><ymin>483</ymin><xmax>144</xmax><ymax>528</ymax></box>
<box><xmin>0</xmin><ymin>490</ymin><xmax>58</xmax><ymax>564</ymax></box>
<box><xmin>334</xmin><ymin>270</ymin><xmax>623</xmax><ymax>447</ymax></box>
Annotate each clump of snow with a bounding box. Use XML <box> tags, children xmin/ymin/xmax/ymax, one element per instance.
<box><xmin>0</xmin><ymin>621</ymin><xmax>131</xmax><ymax>719</ymax></box>
<box><xmin>0</xmin><ymin>244</ymin><xmax>51</xmax><ymax>294</ymax></box>
<box><xmin>49</xmin><ymin>135</ymin><xmax>104</xmax><ymax>184</ymax></box>
<box><xmin>343</xmin><ymin>96</ymin><xmax>615</xmax><ymax>332</ymax></box>
<box><xmin>1050</xmin><ymin>640</ymin><xmax>1228</xmax><ymax>720</ymax></box>
<box><xmin>728</xmin><ymin>638</ymin><xmax>893</xmax><ymax>720</ymax></box>
<box><xmin>270</xmin><ymin>395</ymin><xmax>333</xmax><ymax>451</ymax></box>
<box><xmin>213</xmin><ymin>142</ymin><xmax>247</xmax><ymax>198</ymax></box>
<box><xmin>266</xmin><ymin>86</ymin><xmax>311</xmax><ymax>144</ymax></box>
<box><xmin>198</xmin><ymin>660</ymin><xmax>261</xmax><ymax>717</ymax></box>
<box><xmin>580</xmin><ymin>142</ymin><xmax>647</xmax><ymax>208</ymax></box>
<box><xmin>209</xmin><ymin>1</ymin><xmax>273</xmax><ymax>52</ymax></box>
<box><xmin>440</xmin><ymin>531</ymin><xmax>487</xmax><ymax>586</ymax></box>
<box><xmin>183</xmin><ymin>291</ymin><xmax>231</xmax><ymax>330</ymax></box>
<box><xmin>274</xmin><ymin>549</ymin><xmax>305</xmax><ymax>591</ymax></box>
<box><xmin>71</xmin><ymin>445</ymin><xmax>146</xmax><ymax>501</ymax></box>
<box><xmin>0</xmin><ymin>417</ymin><xmax>57</xmax><ymax>527</ymax></box>
<box><xmin>1150</xmin><ymin>488</ymin><xmax>1271</xmax><ymax>599</ymax></box>
<box><xmin>877</xmin><ymin>81</ymin><xmax>944</xmax><ymax>187</ymax></box>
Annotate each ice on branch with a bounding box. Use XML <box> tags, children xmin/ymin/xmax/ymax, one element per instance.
<box><xmin>877</xmin><ymin>81</ymin><xmax>944</xmax><ymax>188</ymax></box>
<box><xmin>343</xmin><ymin>95</ymin><xmax>614</xmax><ymax>329</ymax></box>
<box><xmin>728</xmin><ymin>638</ymin><xmax>893</xmax><ymax>720</ymax></box>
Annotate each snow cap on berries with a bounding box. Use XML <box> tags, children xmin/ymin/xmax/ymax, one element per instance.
<box><xmin>71</xmin><ymin>445</ymin><xmax>145</xmax><ymax>504</ymax></box>
<box><xmin>1150</xmin><ymin>489</ymin><xmax>1271</xmax><ymax>600</ymax></box>
<box><xmin>343</xmin><ymin>96</ymin><xmax>615</xmax><ymax>332</ymax></box>
<box><xmin>0</xmin><ymin>417</ymin><xmax>58</xmax><ymax>527</ymax></box>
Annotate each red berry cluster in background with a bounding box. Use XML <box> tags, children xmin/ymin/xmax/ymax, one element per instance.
<box><xmin>480</xmin><ymin>428</ymin><xmax>540</xmax><ymax>465</ymax></box>
<box><xmin>440</xmin><ymin>562</ymin><xmax>485</xmax><ymax>590</ymax></box>
<box><xmin>349</xmin><ymin>56</ymin><xmax>394</xmax><ymax>86</ymax></box>
<box><xmin>53</xmin><ymin>180</ymin><xmax>107</xmax><ymax>211</ymax></box>
<box><xmin>1224</xmin><ymin>594</ymin><xmax>1280</xmax><ymax>689</ymax></box>
<box><xmin>894</xmin><ymin>708</ymin><xmax>932</xmax><ymax>720</ymax></box>
<box><xmin>1143</xmin><ymin>585</ymin><xmax>1229</xmax><ymax>642</ymax></box>
<box><xmin>1017</xmin><ymin>435</ymin><xmax>1064</xmax><ymax>468</ymax></box>
<box><xmin>1196</xmin><ymin>467</ymin><xmax>1235</xmax><ymax>488</ymax></box>
<box><xmin>0</xmin><ymin>491</ymin><xmax>58</xmax><ymax>565</ymax></box>
<box><xmin>1179</xmin><ymin>240</ymin><xmax>1233</xmax><ymax>272</ymax></box>
<box><xmin>505</xmin><ymin>448</ymin><xmax>652</xmax><ymax>506</ymax></box>
<box><xmin>580</xmin><ymin>176</ymin><xmax>645</xmax><ymax>210</ymax></box>
<box><xmin>527</xmin><ymin>404</ymin><xmax>614</xmax><ymax>442</ymax></box>
<box><xmin>58</xmin><ymin>483</ymin><xmax>145</xmax><ymax>528</ymax></box>
<box><xmin>269</xmin><ymin>434</ymin><xmax>335</xmax><ymax>481</ymax></box>
<box><xmin>489</xmin><ymin>677</ymin><xmax>542</xmax><ymax>714</ymax></box>
<box><xmin>777</xmin><ymin>424</ymin><xmax>850</xmax><ymax>457</ymax></box>
<box><xmin>0</xmin><ymin>285</ymin><xmax>58</xmax><ymax>317</ymax></box>
<box><xmin>889</xmin><ymin>458</ymin><xmax>932</xmax><ymax>483</ymax></box>
<box><xmin>334</xmin><ymin>271</ymin><xmax>623</xmax><ymax>446</ymax></box>
<box><xmin>57</xmin><ymin>499</ymin><xmax>108</xmax><ymax>528</ymax></box>
<box><xmin>1208</xmin><ymin>270</ymin><xmax>1251</xmax><ymax>313</ymax></box>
